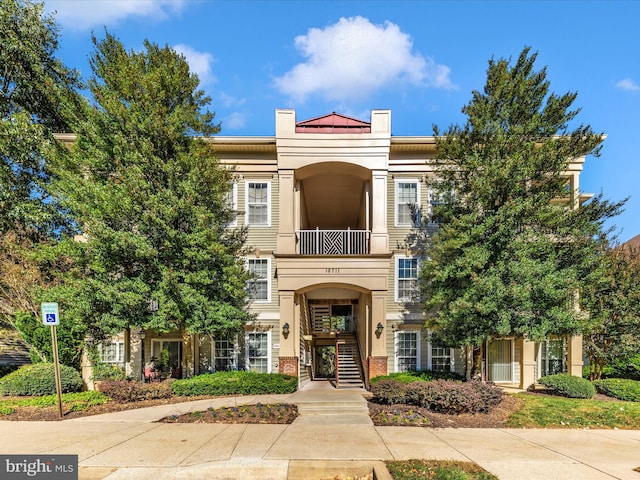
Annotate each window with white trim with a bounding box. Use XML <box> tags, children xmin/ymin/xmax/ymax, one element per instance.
<box><xmin>247</xmin><ymin>258</ymin><xmax>270</xmax><ymax>302</ymax></box>
<box><xmin>540</xmin><ymin>337</ymin><xmax>567</xmax><ymax>377</ymax></box>
<box><xmin>225</xmin><ymin>182</ymin><xmax>237</xmax><ymax>227</ymax></box>
<box><xmin>198</xmin><ymin>336</ymin><xmax>238</xmax><ymax>373</ymax></box>
<box><xmin>395</xmin><ymin>180</ymin><xmax>420</xmax><ymax>226</ymax></box>
<box><xmin>430</xmin><ymin>345</ymin><xmax>452</xmax><ymax>372</ymax></box>
<box><xmin>246</xmin><ymin>331</ymin><xmax>271</xmax><ymax>373</ymax></box>
<box><xmin>99</xmin><ymin>341</ymin><xmax>124</xmax><ymax>363</ymax></box>
<box><xmin>395</xmin><ymin>331</ymin><xmax>420</xmax><ymax>372</ymax></box>
<box><xmin>246</xmin><ymin>181</ymin><xmax>270</xmax><ymax>226</ymax></box>
<box><xmin>396</xmin><ymin>256</ymin><xmax>420</xmax><ymax>302</ymax></box>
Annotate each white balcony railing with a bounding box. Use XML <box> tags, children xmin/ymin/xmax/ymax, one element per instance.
<box><xmin>298</xmin><ymin>228</ymin><xmax>370</xmax><ymax>255</ymax></box>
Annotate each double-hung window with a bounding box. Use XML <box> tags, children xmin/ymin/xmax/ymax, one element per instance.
<box><xmin>225</xmin><ymin>182</ymin><xmax>237</xmax><ymax>227</ymax></box>
<box><xmin>247</xmin><ymin>258</ymin><xmax>270</xmax><ymax>302</ymax></box>
<box><xmin>395</xmin><ymin>180</ymin><xmax>419</xmax><ymax>226</ymax></box>
<box><xmin>198</xmin><ymin>336</ymin><xmax>238</xmax><ymax>373</ymax></box>
<box><xmin>540</xmin><ymin>337</ymin><xmax>567</xmax><ymax>377</ymax></box>
<box><xmin>246</xmin><ymin>331</ymin><xmax>270</xmax><ymax>373</ymax></box>
<box><xmin>99</xmin><ymin>341</ymin><xmax>124</xmax><ymax>363</ymax></box>
<box><xmin>396</xmin><ymin>256</ymin><xmax>419</xmax><ymax>302</ymax></box>
<box><xmin>246</xmin><ymin>181</ymin><xmax>270</xmax><ymax>226</ymax></box>
<box><xmin>395</xmin><ymin>331</ymin><xmax>420</xmax><ymax>372</ymax></box>
<box><xmin>430</xmin><ymin>345</ymin><xmax>452</xmax><ymax>372</ymax></box>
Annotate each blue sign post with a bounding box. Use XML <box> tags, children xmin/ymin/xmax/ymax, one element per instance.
<box><xmin>41</xmin><ymin>303</ymin><xmax>63</xmax><ymax>419</ymax></box>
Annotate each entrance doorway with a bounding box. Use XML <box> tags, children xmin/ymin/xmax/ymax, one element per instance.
<box><xmin>486</xmin><ymin>339</ymin><xmax>513</xmax><ymax>382</ymax></box>
<box><xmin>314</xmin><ymin>345</ymin><xmax>336</xmax><ymax>378</ymax></box>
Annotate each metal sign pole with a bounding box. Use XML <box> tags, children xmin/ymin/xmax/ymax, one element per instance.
<box><xmin>51</xmin><ymin>325</ymin><xmax>64</xmax><ymax>419</ymax></box>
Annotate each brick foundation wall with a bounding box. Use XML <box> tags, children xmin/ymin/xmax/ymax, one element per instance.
<box><xmin>278</xmin><ymin>356</ymin><xmax>299</xmax><ymax>377</ymax></box>
<box><xmin>368</xmin><ymin>356</ymin><xmax>388</xmax><ymax>379</ymax></box>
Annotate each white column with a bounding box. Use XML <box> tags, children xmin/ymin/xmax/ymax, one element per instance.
<box><xmin>277</xmin><ymin>169</ymin><xmax>296</xmax><ymax>253</ymax></box>
<box><xmin>370</xmin><ymin>170</ymin><xmax>389</xmax><ymax>254</ymax></box>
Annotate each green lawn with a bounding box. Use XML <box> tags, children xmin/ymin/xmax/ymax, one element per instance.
<box><xmin>507</xmin><ymin>393</ymin><xmax>640</xmax><ymax>429</ymax></box>
<box><xmin>386</xmin><ymin>460</ymin><xmax>498</xmax><ymax>480</ymax></box>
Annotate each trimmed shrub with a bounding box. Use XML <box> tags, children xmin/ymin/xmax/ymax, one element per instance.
<box><xmin>172</xmin><ymin>371</ymin><xmax>298</xmax><ymax>397</ymax></box>
<box><xmin>0</xmin><ymin>363</ymin><xmax>82</xmax><ymax>396</ymax></box>
<box><xmin>370</xmin><ymin>379</ymin><xmax>409</xmax><ymax>405</ymax></box>
<box><xmin>602</xmin><ymin>355</ymin><xmax>640</xmax><ymax>381</ymax></box>
<box><xmin>593</xmin><ymin>378</ymin><xmax>640</xmax><ymax>402</ymax></box>
<box><xmin>372</xmin><ymin>379</ymin><xmax>503</xmax><ymax>414</ymax></box>
<box><xmin>538</xmin><ymin>374</ymin><xmax>595</xmax><ymax>399</ymax></box>
<box><xmin>98</xmin><ymin>380</ymin><xmax>174</xmax><ymax>403</ymax></box>
<box><xmin>0</xmin><ymin>365</ymin><xmax>20</xmax><ymax>379</ymax></box>
<box><xmin>406</xmin><ymin>380</ymin><xmax>503</xmax><ymax>414</ymax></box>
<box><xmin>370</xmin><ymin>370</ymin><xmax>465</xmax><ymax>385</ymax></box>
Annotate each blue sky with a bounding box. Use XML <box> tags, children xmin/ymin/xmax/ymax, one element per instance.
<box><xmin>44</xmin><ymin>0</ymin><xmax>639</xmax><ymax>242</ymax></box>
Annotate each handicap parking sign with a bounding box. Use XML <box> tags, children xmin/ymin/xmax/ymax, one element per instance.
<box><xmin>41</xmin><ymin>303</ymin><xmax>60</xmax><ymax>326</ymax></box>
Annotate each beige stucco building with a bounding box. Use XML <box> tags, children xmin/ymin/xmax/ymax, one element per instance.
<box><xmin>92</xmin><ymin>109</ymin><xmax>587</xmax><ymax>390</ymax></box>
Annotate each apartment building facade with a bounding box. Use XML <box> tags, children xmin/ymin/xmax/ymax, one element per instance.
<box><xmin>93</xmin><ymin>109</ymin><xmax>586</xmax><ymax>390</ymax></box>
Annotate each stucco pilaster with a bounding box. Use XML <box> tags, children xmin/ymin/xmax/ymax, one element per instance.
<box><xmin>520</xmin><ymin>338</ymin><xmax>537</xmax><ymax>389</ymax></box>
<box><xmin>278</xmin><ymin>291</ymin><xmax>297</xmax><ymax>357</ymax></box>
<box><xmin>371</xmin><ymin>291</ymin><xmax>387</xmax><ymax>356</ymax></box>
<box><xmin>568</xmin><ymin>334</ymin><xmax>583</xmax><ymax>377</ymax></box>
<box><xmin>370</xmin><ymin>170</ymin><xmax>389</xmax><ymax>254</ymax></box>
<box><xmin>277</xmin><ymin>170</ymin><xmax>296</xmax><ymax>254</ymax></box>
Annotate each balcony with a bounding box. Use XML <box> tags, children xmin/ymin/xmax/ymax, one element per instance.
<box><xmin>298</xmin><ymin>228</ymin><xmax>370</xmax><ymax>255</ymax></box>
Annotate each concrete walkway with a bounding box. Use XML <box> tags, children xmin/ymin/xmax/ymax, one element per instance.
<box><xmin>1</xmin><ymin>381</ymin><xmax>639</xmax><ymax>479</ymax></box>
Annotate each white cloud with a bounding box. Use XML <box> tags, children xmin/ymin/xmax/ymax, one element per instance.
<box><xmin>45</xmin><ymin>0</ymin><xmax>187</xmax><ymax>31</ymax></box>
<box><xmin>173</xmin><ymin>44</ymin><xmax>216</xmax><ymax>85</ymax></box>
<box><xmin>219</xmin><ymin>92</ymin><xmax>246</xmax><ymax>108</ymax></box>
<box><xmin>273</xmin><ymin>16</ymin><xmax>454</xmax><ymax>103</ymax></box>
<box><xmin>615</xmin><ymin>78</ymin><xmax>640</xmax><ymax>92</ymax></box>
<box><xmin>223</xmin><ymin>112</ymin><xmax>247</xmax><ymax>130</ymax></box>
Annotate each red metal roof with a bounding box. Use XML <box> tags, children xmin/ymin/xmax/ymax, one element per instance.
<box><xmin>295</xmin><ymin>112</ymin><xmax>371</xmax><ymax>133</ymax></box>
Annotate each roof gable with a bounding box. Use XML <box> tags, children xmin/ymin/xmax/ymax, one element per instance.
<box><xmin>296</xmin><ymin>112</ymin><xmax>371</xmax><ymax>133</ymax></box>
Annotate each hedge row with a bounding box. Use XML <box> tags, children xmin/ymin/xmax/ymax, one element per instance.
<box><xmin>538</xmin><ymin>374</ymin><xmax>595</xmax><ymax>399</ymax></box>
<box><xmin>370</xmin><ymin>370</ymin><xmax>465</xmax><ymax>385</ymax></box>
<box><xmin>593</xmin><ymin>378</ymin><xmax>640</xmax><ymax>402</ymax></box>
<box><xmin>172</xmin><ymin>371</ymin><xmax>298</xmax><ymax>396</ymax></box>
<box><xmin>0</xmin><ymin>363</ymin><xmax>83</xmax><ymax>396</ymax></box>
<box><xmin>371</xmin><ymin>379</ymin><xmax>504</xmax><ymax>414</ymax></box>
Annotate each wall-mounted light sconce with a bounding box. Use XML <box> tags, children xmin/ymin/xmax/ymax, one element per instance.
<box><xmin>148</xmin><ymin>299</ymin><xmax>159</xmax><ymax>313</ymax></box>
<box><xmin>282</xmin><ymin>322</ymin><xmax>290</xmax><ymax>339</ymax></box>
<box><xmin>375</xmin><ymin>322</ymin><xmax>384</xmax><ymax>338</ymax></box>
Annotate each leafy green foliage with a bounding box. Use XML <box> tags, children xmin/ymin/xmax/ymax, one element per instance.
<box><xmin>50</xmin><ymin>32</ymin><xmax>252</xmax><ymax>356</ymax></box>
<box><xmin>370</xmin><ymin>370</ymin><xmax>465</xmax><ymax>384</ymax></box>
<box><xmin>0</xmin><ymin>0</ymin><xmax>83</xmax><ymax>368</ymax></box>
<box><xmin>416</xmin><ymin>48</ymin><xmax>624</xmax><ymax>349</ymax></box>
<box><xmin>593</xmin><ymin>379</ymin><xmax>640</xmax><ymax>402</ymax></box>
<box><xmin>0</xmin><ymin>363</ymin><xmax>82</xmax><ymax>395</ymax></box>
<box><xmin>598</xmin><ymin>354</ymin><xmax>640</xmax><ymax>381</ymax></box>
<box><xmin>0</xmin><ymin>391</ymin><xmax>108</xmax><ymax>416</ymax></box>
<box><xmin>582</xmin><ymin>243</ymin><xmax>640</xmax><ymax>380</ymax></box>
<box><xmin>172</xmin><ymin>371</ymin><xmax>298</xmax><ymax>396</ymax></box>
<box><xmin>538</xmin><ymin>373</ymin><xmax>595</xmax><ymax>399</ymax></box>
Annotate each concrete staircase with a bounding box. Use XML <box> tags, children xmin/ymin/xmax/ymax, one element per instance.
<box><xmin>292</xmin><ymin>381</ymin><xmax>371</xmax><ymax>425</ymax></box>
<box><xmin>336</xmin><ymin>333</ymin><xmax>365</xmax><ymax>389</ymax></box>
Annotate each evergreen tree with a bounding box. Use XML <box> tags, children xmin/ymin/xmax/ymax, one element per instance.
<box><xmin>52</xmin><ymin>33</ymin><xmax>252</xmax><ymax>375</ymax></box>
<box><xmin>419</xmin><ymin>48</ymin><xmax>624</xmax><ymax>353</ymax></box>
